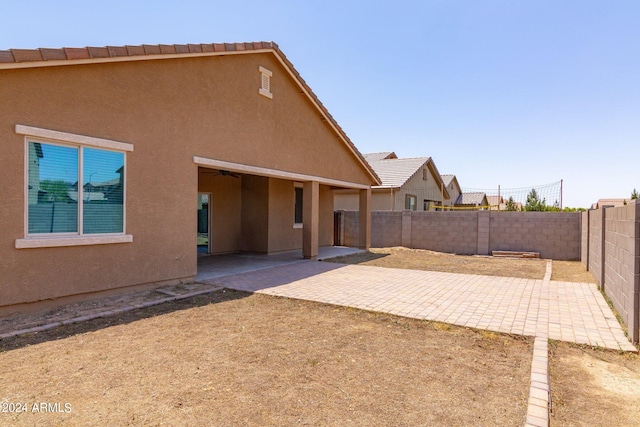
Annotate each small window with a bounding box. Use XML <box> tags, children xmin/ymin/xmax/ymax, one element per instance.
<box><xmin>423</xmin><ymin>200</ymin><xmax>430</xmax><ymax>211</ymax></box>
<box><xmin>422</xmin><ymin>168</ymin><xmax>428</xmax><ymax>180</ymax></box>
<box><xmin>294</xmin><ymin>185</ymin><xmax>303</xmax><ymax>226</ymax></box>
<box><xmin>405</xmin><ymin>194</ymin><xmax>417</xmax><ymax>211</ymax></box>
<box><xmin>259</xmin><ymin>66</ymin><xmax>273</xmax><ymax>99</ymax></box>
<box><xmin>27</xmin><ymin>141</ymin><xmax>125</xmax><ymax>235</ymax></box>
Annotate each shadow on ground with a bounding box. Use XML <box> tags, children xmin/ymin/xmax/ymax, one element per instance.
<box><xmin>328</xmin><ymin>251</ymin><xmax>390</xmax><ymax>265</ymax></box>
<box><xmin>0</xmin><ymin>289</ymin><xmax>249</xmax><ymax>352</ymax></box>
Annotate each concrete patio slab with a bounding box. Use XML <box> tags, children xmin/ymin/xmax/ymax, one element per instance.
<box><xmin>195</xmin><ymin>246</ymin><xmax>364</xmax><ymax>281</ymax></box>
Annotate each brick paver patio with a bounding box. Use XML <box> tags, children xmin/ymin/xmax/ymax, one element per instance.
<box><xmin>203</xmin><ymin>260</ymin><xmax>635</xmax><ymax>352</ymax></box>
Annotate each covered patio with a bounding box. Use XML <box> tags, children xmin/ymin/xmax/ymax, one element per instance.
<box><xmin>195</xmin><ymin>246</ymin><xmax>364</xmax><ymax>281</ymax></box>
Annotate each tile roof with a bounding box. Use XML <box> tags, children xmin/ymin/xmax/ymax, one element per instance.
<box><xmin>486</xmin><ymin>195</ymin><xmax>504</xmax><ymax>205</ymax></box>
<box><xmin>0</xmin><ymin>42</ymin><xmax>275</xmax><ymax>65</ymax></box>
<box><xmin>441</xmin><ymin>174</ymin><xmax>456</xmax><ymax>186</ymax></box>
<box><xmin>455</xmin><ymin>192</ymin><xmax>488</xmax><ymax>206</ymax></box>
<box><xmin>364</xmin><ymin>154</ymin><xmax>432</xmax><ymax>188</ymax></box>
<box><xmin>363</xmin><ymin>152</ymin><xmax>397</xmax><ymax>162</ymax></box>
<box><xmin>0</xmin><ymin>41</ymin><xmax>381</xmax><ymax>186</ymax></box>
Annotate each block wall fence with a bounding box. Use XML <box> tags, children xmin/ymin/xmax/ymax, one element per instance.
<box><xmin>582</xmin><ymin>202</ymin><xmax>640</xmax><ymax>343</ymax></box>
<box><xmin>338</xmin><ymin>210</ymin><xmax>581</xmax><ymax>260</ymax></box>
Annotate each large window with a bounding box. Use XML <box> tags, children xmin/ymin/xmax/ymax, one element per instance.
<box><xmin>27</xmin><ymin>141</ymin><xmax>125</xmax><ymax>236</ymax></box>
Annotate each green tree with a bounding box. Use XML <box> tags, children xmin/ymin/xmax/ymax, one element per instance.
<box><xmin>525</xmin><ymin>189</ymin><xmax>547</xmax><ymax>211</ymax></box>
<box><xmin>632</xmin><ymin>188</ymin><xmax>639</xmax><ymax>200</ymax></box>
<box><xmin>505</xmin><ymin>196</ymin><xmax>519</xmax><ymax>211</ymax></box>
<box><xmin>39</xmin><ymin>180</ymin><xmax>71</xmax><ymax>202</ymax></box>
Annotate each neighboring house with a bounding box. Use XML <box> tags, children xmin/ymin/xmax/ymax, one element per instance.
<box><xmin>486</xmin><ymin>195</ymin><xmax>504</xmax><ymax>211</ymax></box>
<box><xmin>334</xmin><ymin>152</ymin><xmax>450</xmax><ymax>211</ymax></box>
<box><xmin>441</xmin><ymin>174</ymin><xmax>461</xmax><ymax>207</ymax></box>
<box><xmin>591</xmin><ymin>198</ymin><xmax>630</xmax><ymax>209</ymax></box>
<box><xmin>455</xmin><ymin>192</ymin><xmax>489</xmax><ymax>209</ymax></box>
<box><xmin>1</xmin><ymin>41</ymin><xmax>380</xmax><ymax>313</ymax></box>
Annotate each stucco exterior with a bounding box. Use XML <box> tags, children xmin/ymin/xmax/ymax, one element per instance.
<box><xmin>0</xmin><ymin>43</ymin><xmax>378</xmax><ymax>313</ymax></box>
<box><xmin>334</xmin><ymin>157</ymin><xmax>448</xmax><ymax>211</ymax></box>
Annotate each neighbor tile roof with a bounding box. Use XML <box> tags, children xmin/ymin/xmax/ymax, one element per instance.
<box><xmin>486</xmin><ymin>195</ymin><xmax>504</xmax><ymax>205</ymax></box>
<box><xmin>0</xmin><ymin>41</ymin><xmax>381</xmax><ymax>185</ymax></box>
<box><xmin>363</xmin><ymin>152</ymin><xmax>397</xmax><ymax>162</ymax></box>
<box><xmin>441</xmin><ymin>174</ymin><xmax>456</xmax><ymax>186</ymax></box>
<box><xmin>364</xmin><ymin>155</ymin><xmax>432</xmax><ymax>188</ymax></box>
<box><xmin>455</xmin><ymin>192</ymin><xmax>488</xmax><ymax>206</ymax></box>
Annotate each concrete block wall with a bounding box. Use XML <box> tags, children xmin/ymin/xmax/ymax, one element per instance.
<box><xmin>489</xmin><ymin>212</ymin><xmax>581</xmax><ymax>260</ymax></box>
<box><xmin>372</xmin><ymin>211</ymin><xmax>403</xmax><ymax>248</ymax></box>
<box><xmin>339</xmin><ymin>210</ymin><xmax>581</xmax><ymax>260</ymax></box>
<box><xmin>587</xmin><ymin>209</ymin><xmax>603</xmax><ymax>285</ymax></box>
<box><xmin>341</xmin><ymin>211</ymin><xmax>360</xmax><ymax>248</ymax></box>
<box><xmin>581</xmin><ymin>210</ymin><xmax>589</xmax><ymax>269</ymax></box>
<box><xmin>603</xmin><ymin>203</ymin><xmax>639</xmax><ymax>341</ymax></box>
<box><xmin>410</xmin><ymin>212</ymin><xmax>478</xmax><ymax>254</ymax></box>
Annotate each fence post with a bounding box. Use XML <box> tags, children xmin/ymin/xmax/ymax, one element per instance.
<box><xmin>477</xmin><ymin>211</ymin><xmax>490</xmax><ymax>255</ymax></box>
<box><xmin>600</xmin><ymin>206</ymin><xmax>608</xmax><ymax>292</ymax></box>
<box><xmin>401</xmin><ymin>210</ymin><xmax>412</xmax><ymax>248</ymax></box>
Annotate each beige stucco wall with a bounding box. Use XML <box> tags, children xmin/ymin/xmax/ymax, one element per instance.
<box><xmin>0</xmin><ymin>52</ymin><xmax>373</xmax><ymax>309</ymax></box>
<box><xmin>444</xmin><ymin>182</ymin><xmax>460</xmax><ymax>207</ymax></box>
<box><xmin>335</xmin><ymin>165</ymin><xmax>446</xmax><ymax>212</ymax></box>
<box><xmin>334</xmin><ymin>188</ymin><xmax>393</xmax><ymax>211</ymax></box>
<box><xmin>393</xmin><ymin>167</ymin><xmax>446</xmax><ymax>211</ymax></box>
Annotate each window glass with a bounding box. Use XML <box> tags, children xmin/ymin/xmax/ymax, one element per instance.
<box><xmin>83</xmin><ymin>148</ymin><xmax>124</xmax><ymax>233</ymax></box>
<box><xmin>28</xmin><ymin>142</ymin><xmax>78</xmax><ymax>233</ymax></box>
<box><xmin>405</xmin><ymin>194</ymin><xmax>417</xmax><ymax>211</ymax></box>
<box><xmin>27</xmin><ymin>141</ymin><xmax>125</xmax><ymax>235</ymax></box>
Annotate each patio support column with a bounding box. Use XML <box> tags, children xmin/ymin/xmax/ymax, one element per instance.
<box><xmin>359</xmin><ymin>187</ymin><xmax>371</xmax><ymax>250</ymax></box>
<box><xmin>303</xmin><ymin>181</ymin><xmax>319</xmax><ymax>259</ymax></box>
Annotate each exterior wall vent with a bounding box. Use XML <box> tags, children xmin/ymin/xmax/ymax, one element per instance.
<box><xmin>259</xmin><ymin>66</ymin><xmax>273</xmax><ymax>99</ymax></box>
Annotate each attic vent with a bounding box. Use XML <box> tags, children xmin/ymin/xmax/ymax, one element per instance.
<box><xmin>422</xmin><ymin>168</ymin><xmax>428</xmax><ymax>180</ymax></box>
<box><xmin>259</xmin><ymin>66</ymin><xmax>273</xmax><ymax>99</ymax></box>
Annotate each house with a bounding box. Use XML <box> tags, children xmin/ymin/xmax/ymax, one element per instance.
<box><xmin>334</xmin><ymin>152</ymin><xmax>450</xmax><ymax>211</ymax></box>
<box><xmin>486</xmin><ymin>195</ymin><xmax>504</xmax><ymax>211</ymax></box>
<box><xmin>455</xmin><ymin>192</ymin><xmax>489</xmax><ymax>209</ymax></box>
<box><xmin>591</xmin><ymin>198</ymin><xmax>630</xmax><ymax>209</ymax></box>
<box><xmin>0</xmin><ymin>41</ymin><xmax>380</xmax><ymax>313</ymax></box>
<box><xmin>441</xmin><ymin>174</ymin><xmax>461</xmax><ymax>207</ymax></box>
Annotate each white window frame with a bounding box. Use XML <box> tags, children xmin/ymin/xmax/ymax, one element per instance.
<box><xmin>15</xmin><ymin>125</ymin><xmax>134</xmax><ymax>249</ymax></box>
<box><xmin>259</xmin><ymin>66</ymin><xmax>273</xmax><ymax>99</ymax></box>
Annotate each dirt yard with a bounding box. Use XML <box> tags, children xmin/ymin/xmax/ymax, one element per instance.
<box><xmin>0</xmin><ymin>291</ymin><xmax>531</xmax><ymax>426</ymax></box>
<box><xmin>550</xmin><ymin>342</ymin><xmax>640</xmax><ymax>426</ymax></box>
<box><xmin>332</xmin><ymin>246</ymin><xmax>549</xmax><ymax>279</ymax></box>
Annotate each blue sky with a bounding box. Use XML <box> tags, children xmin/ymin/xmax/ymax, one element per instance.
<box><xmin>4</xmin><ymin>1</ymin><xmax>639</xmax><ymax>208</ymax></box>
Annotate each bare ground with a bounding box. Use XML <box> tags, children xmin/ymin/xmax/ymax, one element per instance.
<box><xmin>0</xmin><ymin>291</ymin><xmax>531</xmax><ymax>426</ymax></box>
<box><xmin>550</xmin><ymin>342</ymin><xmax>640</xmax><ymax>426</ymax></box>
<box><xmin>332</xmin><ymin>247</ymin><xmax>549</xmax><ymax>279</ymax></box>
